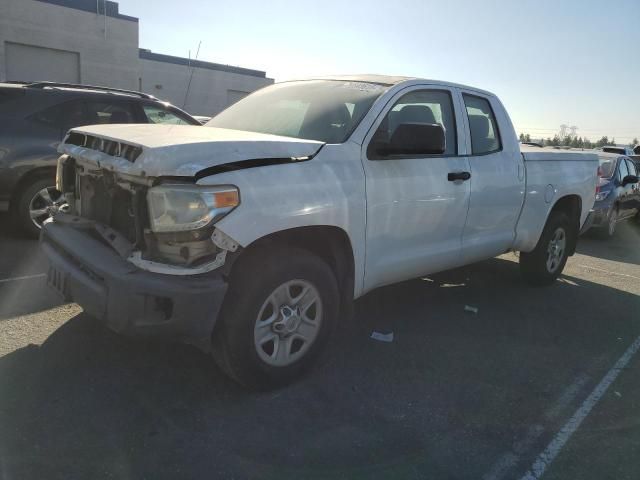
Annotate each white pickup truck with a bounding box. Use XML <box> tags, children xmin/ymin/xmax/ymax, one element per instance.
<box><xmin>43</xmin><ymin>75</ymin><xmax>598</xmax><ymax>389</ymax></box>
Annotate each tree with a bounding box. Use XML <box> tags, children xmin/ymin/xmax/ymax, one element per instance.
<box><xmin>632</xmin><ymin>137</ymin><xmax>639</xmax><ymax>146</ymax></box>
<box><xmin>595</xmin><ymin>136</ymin><xmax>609</xmax><ymax>147</ymax></box>
<box><xmin>519</xmin><ymin>133</ymin><xmax>525</xmax><ymax>142</ymax></box>
<box><xmin>611</xmin><ymin>137</ymin><xmax>616</xmax><ymax>146</ymax></box>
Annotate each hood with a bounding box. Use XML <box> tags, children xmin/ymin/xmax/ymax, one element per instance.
<box><xmin>58</xmin><ymin>124</ymin><xmax>324</xmax><ymax>178</ymax></box>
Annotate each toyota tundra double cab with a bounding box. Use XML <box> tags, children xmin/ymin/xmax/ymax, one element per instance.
<box><xmin>41</xmin><ymin>75</ymin><xmax>598</xmax><ymax>389</ymax></box>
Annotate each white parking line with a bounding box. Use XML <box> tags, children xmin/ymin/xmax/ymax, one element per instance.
<box><xmin>519</xmin><ymin>335</ymin><xmax>640</xmax><ymax>480</ymax></box>
<box><xmin>577</xmin><ymin>264</ymin><xmax>640</xmax><ymax>281</ymax></box>
<box><xmin>0</xmin><ymin>273</ymin><xmax>47</xmax><ymax>284</ymax></box>
<box><xmin>482</xmin><ymin>374</ymin><xmax>589</xmax><ymax>480</ymax></box>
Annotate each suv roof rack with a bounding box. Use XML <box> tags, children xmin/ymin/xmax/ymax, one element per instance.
<box><xmin>26</xmin><ymin>81</ymin><xmax>157</xmax><ymax>100</ymax></box>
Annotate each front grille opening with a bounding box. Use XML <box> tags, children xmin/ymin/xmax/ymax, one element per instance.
<box><xmin>65</xmin><ymin>133</ymin><xmax>141</xmax><ymax>162</ymax></box>
<box><xmin>78</xmin><ymin>175</ymin><xmax>143</xmax><ymax>246</ymax></box>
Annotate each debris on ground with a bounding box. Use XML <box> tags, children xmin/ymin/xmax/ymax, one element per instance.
<box><xmin>370</xmin><ymin>331</ymin><xmax>394</xmax><ymax>343</ymax></box>
<box><xmin>614</xmin><ymin>391</ymin><xmax>622</xmax><ymax>398</ymax></box>
<box><xmin>464</xmin><ymin>305</ymin><xmax>479</xmax><ymax>314</ymax></box>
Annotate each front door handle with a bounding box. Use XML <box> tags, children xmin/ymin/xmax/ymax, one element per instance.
<box><xmin>448</xmin><ymin>171</ymin><xmax>471</xmax><ymax>182</ymax></box>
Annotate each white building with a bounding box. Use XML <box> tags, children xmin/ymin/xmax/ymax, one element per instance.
<box><xmin>0</xmin><ymin>0</ymin><xmax>273</xmax><ymax>115</ymax></box>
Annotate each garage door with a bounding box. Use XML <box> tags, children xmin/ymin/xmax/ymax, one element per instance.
<box><xmin>5</xmin><ymin>42</ymin><xmax>80</xmax><ymax>83</ymax></box>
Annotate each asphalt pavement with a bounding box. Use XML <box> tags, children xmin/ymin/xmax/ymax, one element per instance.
<box><xmin>0</xmin><ymin>214</ymin><xmax>639</xmax><ymax>480</ymax></box>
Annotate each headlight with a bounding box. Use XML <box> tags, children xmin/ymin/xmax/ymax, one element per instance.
<box><xmin>147</xmin><ymin>184</ymin><xmax>239</xmax><ymax>232</ymax></box>
<box><xmin>595</xmin><ymin>190</ymin><xmax>610</xmax><ymax>202</ymax></box>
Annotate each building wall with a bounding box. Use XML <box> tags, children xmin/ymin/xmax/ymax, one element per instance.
<box><xmin>0</xmin><ymin>0</ymin><xmax>273</xmax><ymax>116</ymax></box>
<box><xmin>0</xmin><ymin>0</ymin><xmax>140</xmax><ymax>89</ymax></box>
<box><xmin>140</xmin><ymin>57</ymin><xmax>272</xmax><ymax>116</ymax></box>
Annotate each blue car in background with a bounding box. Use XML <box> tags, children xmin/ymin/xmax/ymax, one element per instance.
<box><xmin>584</xmin><ymin>154</ymin><xmax>640</xmax><ymax>237</ymax></box>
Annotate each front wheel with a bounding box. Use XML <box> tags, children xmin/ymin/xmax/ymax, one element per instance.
<box><xmin>598</xmin><ymin>208</ymin><xmax>617</xmax><ymax>238</ymax></box>
<box><xmin>15</xmin><ymin>178</ymin><xmax>68</xmax><ymax>238</ymax></box>
<box><xmin>520</xmin><ymin>211</ymin><xmax>573</xmax><ymax>286</ymax></box>
<box><xmin>212</xmin><ymin>246</ymin><xmax>339</xmax><ymax>390</ymax></box>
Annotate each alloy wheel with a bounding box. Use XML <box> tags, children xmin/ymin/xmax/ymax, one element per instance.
<box><xmin>28</xmin><ymin>186</ymin><xmax>68</xmax><ymax>229</ymax></box>
<box><xmin>253</xmin><ymin>279</ymin><xmax>323</xmax><ymax>367</ymax></box>
<box><xmin>546</xmin><ymin>227</ymin><xmax>566</xmax><ymax>273</ymax></box>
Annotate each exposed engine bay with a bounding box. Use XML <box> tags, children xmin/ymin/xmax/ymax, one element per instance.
<box><xmin>55</xmin><ymin>154</ymin><xmax>239</xmax><ymax>275</ymax></box>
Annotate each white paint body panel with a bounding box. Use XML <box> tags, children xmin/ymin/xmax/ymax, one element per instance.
<box><xmin>57</xmin><ymin>76</ymin><xmax>599</xmax><ymax>299</ymax></box>
<box><xmin>514</xmin><ymin>147</ymin><xmax>598</xmax><ymax>252</ymax></box>
<box><xmin>203</xmin><ymin>142</ymin><xmax>368</xmax><ymax>296</ymax></box>
<box><xmin>359</xmin><ymin>82</ymin><xmax>472</xmax><ymax>291</ymax></box>
<box><xmin>456</xmin><ymin>89</ymin><xmax>526</xmax><ymax>264</ymax></box>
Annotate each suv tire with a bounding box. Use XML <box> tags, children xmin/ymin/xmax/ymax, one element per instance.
<box><xmin>15</xmin><ymin>177</ymin><xmax>63</xmax><ymax>238</ymax></box>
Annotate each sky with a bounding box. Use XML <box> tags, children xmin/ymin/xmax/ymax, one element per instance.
<box><xmin>120</xmin><ymin>0</ymin><xmax>639</xmax><ymax>142</ymax></box>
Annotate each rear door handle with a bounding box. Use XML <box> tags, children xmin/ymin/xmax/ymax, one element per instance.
<box><xmin>448</xmin><ymin>171</ymin><xmax>471</xmax><ymax>182</ymax></box>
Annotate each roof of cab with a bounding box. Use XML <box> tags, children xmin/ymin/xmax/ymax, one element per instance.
<box><xmin>286</xmin><ymin>74</ymin><xmax>497</xmax><ymax>97</ymax></box>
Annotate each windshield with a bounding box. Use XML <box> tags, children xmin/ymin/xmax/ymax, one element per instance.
<box><xmin>598</xmin><ymin>157</ymin><xmax>617</xmax><ymax>178</ymax></box>
<box><xmin>206</xmin><ymin>80</ymin><xmax>388</xmax><ymax>143</ymax></box>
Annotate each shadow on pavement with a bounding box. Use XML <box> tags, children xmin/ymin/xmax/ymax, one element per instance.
<box><xmin>578</xmin><ymin>220</ymin><xmax>640</xmax><ymax>266</ymax></box>
<box><xmin>1</xmin><ymin>256</ymin><xmax>639</xmax><ymax>480</ymax></box>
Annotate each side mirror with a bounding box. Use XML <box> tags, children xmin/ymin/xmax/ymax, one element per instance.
<box><xmin>622</xmin><ymin>174</ymin><xmax>639</xmax><ymax>186</ymax></box>
<box><xmin>377</xmin><ymin>123</ymin><xmax>446</xmax><ymax>157</ymax></box>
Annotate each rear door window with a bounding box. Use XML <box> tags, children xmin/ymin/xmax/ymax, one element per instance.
<box><xmin>84</xmin><ymin>101</ymin><xmax>137</xmax><ymax>125</ymax></box>
<box><xmin>31</xmin><ymin>100</ymin><xmax>86</xmax><ymax>131</ymax></box>
<box><xmin>463</xmin><ymin>94</ymin><xmax>501</xmax><ymax>155</ymax></box>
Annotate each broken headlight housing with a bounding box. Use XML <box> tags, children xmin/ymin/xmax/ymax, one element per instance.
<box><xmin>147</xmin><ymin>184</ymin><xmax>239</xmax><ymax>232</ymax></box>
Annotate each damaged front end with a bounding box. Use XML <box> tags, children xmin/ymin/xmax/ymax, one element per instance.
<box><xmin>55</xmin><ymin>153</ymin><xmax>241</xmax><ymax>275</ymax></box>
<box><xmin>41</xmin><ymin>148</ymin><xmax>242</xmax><ymax>350</ymax></box>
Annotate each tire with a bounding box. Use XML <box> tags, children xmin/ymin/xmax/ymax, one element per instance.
<box><xmin>212</xmin><ymin>246</ymin><xmax>339</xmax><ymax>390</ymax></box>
<box><xmin>14</xmin><ymin>177</ymin><xmax>65</xmax><ymax>238</ymax></box>
<box><xmin>520</xmin><ymin>211</ymin><xmax>573</xmax><ymax>286</ymax></box>
<box><xmin>595</xmin><ymin>208</ymin><xmax>617</xmax><ymax>239</ymax></box>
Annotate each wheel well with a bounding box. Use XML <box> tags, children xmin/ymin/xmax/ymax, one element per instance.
<box><xmin>550</xmin><ymin>195</ymin><xmax>582</xmax><ymax>255</ymax></box>
<box><xmin>238</xmin><ymin>226</ymin><xmax>356</xmax><ymax>319</ymax></box>
<box><xmin>9</xmin><ymin>167</ymin><xmax>56</xmax><ymax>211</ymax></box>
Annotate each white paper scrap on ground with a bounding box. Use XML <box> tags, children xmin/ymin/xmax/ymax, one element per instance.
<box><xmin>464</xmin><ymin>305</ymin><xmax>479</xmax><ymax>314</ymax></box>
<box><xmin>370</xmin><ymin>331</ymin><xmax>394</xmax><ymax>342</ymax></box>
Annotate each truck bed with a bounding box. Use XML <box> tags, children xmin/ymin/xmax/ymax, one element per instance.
<box><xmin>513</xmin><ymin>146</ymin><xmax>599</xmax><ymax>252</ymax></box>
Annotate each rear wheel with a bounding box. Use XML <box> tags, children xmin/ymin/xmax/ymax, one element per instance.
<box><xmin>520</xmin><ymin>211</ymin><xmax>573</xmax><ymax>286</ymax></box>
<box><xmin>212</xmin><ymin>246</ymin><xmax>339</xmax><ymax>390</ymax></box>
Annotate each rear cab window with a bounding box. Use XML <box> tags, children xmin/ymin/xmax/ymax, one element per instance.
<box><xmin>463</xmin><ymin>94</ymin><xmax>501</xmax><ymax>155</ymax></box>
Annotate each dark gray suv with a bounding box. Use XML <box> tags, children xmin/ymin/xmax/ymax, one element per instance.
<box><xmin>0</xmin><ymin>81</ymin><xmax>200</xmax><ymax>236</ymax></box>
